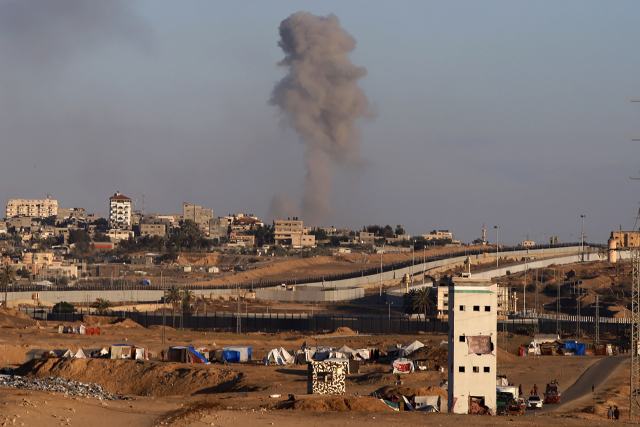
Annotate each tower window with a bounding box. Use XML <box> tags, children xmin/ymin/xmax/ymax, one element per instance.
<box><xmin>473</xmin><ymin>366</ymin><xmax>479</xmax><ymax>373</ymax></box>
<box><xmin>459</xmin><ymin>305</ymin><xmax>465</xmax><ymax>311</ymax></box>
<box><xmin>484</xmin><ymin>367</ymin><xmax>490</xmax><ymax>373</ymax></box>
<box><xmin>485</xmin><ymin>306</ymin><xmax>491</xmax><ymax>312</ymax></box>
<box><xmin>459</xmin><ymin>366</ymin><xmax>465</xmax><ymax>373</ymax></box>
<box><xmin>473</xmin><ymin>306</ymin><xmax>480</xmax><ymax>311</ymax></box>
<box><xmin>459</xmin><ymin>335</ymin><xmax>465</xmax><ymax>342</ymax></box>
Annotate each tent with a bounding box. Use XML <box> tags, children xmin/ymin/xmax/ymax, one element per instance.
<box><xmin>24</xmin><ymin>349</ymin><xmax>48</xmax><ymax>363</ymax></box>
<box><xmin>279</xmin><ymin>347</ymin><xmax>295</xmax><ymax>364</ymax></box>
<box><xmin>414</xmin><ymin>396</ymin><xmax>440</xmax><ymax>412</ymax></box>
<box><xmin>75</xmin><ymin>348</ymin><xmax>108</xmax><ymax>359</ymax></box>
<box><xmin>399</xmin><ymin>341</ymin><xmax>424</xmax><ymax>358</ymax></box>
<box><xmin>110</xmin><ymin>344</ymin><xmax>149</xmax><ymax>360</ymax></box>
<box><xmin>49</xmin><ymin>349</ymin><xmax>74</xmax><ymax>358</ymax></box>
<box><xmin>392</xmin><ymin>358</ymin><xmax>415</xmax><ymax>374</ymax></box>
<box><xmin>168</xmin><ymin>346</ymin><xmax>209</xmax><ymax>363</ymax></box>
<box><xmin>222</xmin><ymin>346</ymin><xmax>251</xmax><ymax>363</ymax></box>
<box><xmin>264</xmin><ymin>349</ymin><xmax>286</xmax><ymax>365</ymax></box>
<box><xmin>561</xmin><ymin>341</ymin><xmax>586</xmax><ymax>356</ymax></box>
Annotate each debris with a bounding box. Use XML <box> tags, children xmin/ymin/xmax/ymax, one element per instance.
<box><xmin>0</xmin><ymin>376</ymin><xmax>131</xmax><ymax>400</ymax></box>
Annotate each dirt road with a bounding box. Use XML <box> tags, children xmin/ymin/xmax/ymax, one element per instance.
<box><xmin>537</xmin><ymin>355</ymin><xmax>629</xmax><ymax>414</ymax></box>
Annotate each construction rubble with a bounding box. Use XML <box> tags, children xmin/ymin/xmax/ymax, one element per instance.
<box><xmin>0</xmin><ymin>375</ymin><xmax>131</xmax><ymax>400</ymax></box>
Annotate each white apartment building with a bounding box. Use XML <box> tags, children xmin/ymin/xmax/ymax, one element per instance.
<box><xmin>6</xmin><ymin>195</ymin><xmax>58</xmax><ymax>218</ymax></box>
<box><xmin>108</xmin><ymin>192</ymin><xmax>131</xmax><ymax>228</ymax></box>
<box><xmin>448</xmin><ymin>279</ymin><xmax>497</xmax><ymax>415</ymax></box>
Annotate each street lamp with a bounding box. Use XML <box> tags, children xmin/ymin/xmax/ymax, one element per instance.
<box><xmin>580</xmin><ymin>215</ymin><xmax>586</xmax><ymax>261</ymax></box>
<box><xmin>494</xmin><ymin>226</ymin><xmax>500</xmax><ymax>267</ymax></box>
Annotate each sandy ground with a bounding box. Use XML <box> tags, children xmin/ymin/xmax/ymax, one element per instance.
<box><xmin>0</xmin><ymin>306</ymin><xmax>632</xmax><ymax>426</ymax></box>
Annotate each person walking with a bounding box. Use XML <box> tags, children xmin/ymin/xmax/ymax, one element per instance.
<box><xmin>533</xmin><ymin>384</ymin><xmax>538</xmax><ymax>396</ymax></box>
<box><xmin>592</xmin><ymin>384</ymin><xmax>595</xmax><ymax>393</ymax></box>
<box><xmin>518</xmin><ymin>384</ymin><xmax>523</xmax><ymax>397</ymax></box>
<box><xmin>608</xmin><ymin>406</ymin><xmax>613</xmax><ymax>419</ymax></box>
<box><xmin>614</xmin><ymin>406</ymin><xmax>620</xmax><ymax>420</ymax></box>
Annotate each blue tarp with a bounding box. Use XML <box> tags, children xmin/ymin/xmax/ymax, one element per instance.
<box><xmin>223</xmin><ymin>350</ymin><xmax>241</xmax><ymax>363</ymax></box>
<box><xmin>561</xmin><ymin>341</ymin><xmax>586</xmax><ymax>356</ymax></box>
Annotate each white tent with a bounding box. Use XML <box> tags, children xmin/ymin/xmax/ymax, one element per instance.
<box><xmin>392</xmin><ymin>358</ymin><xmax>415</xmax><ymax>374</ymax></box>
<box><xmin>264</xmin><ymin>349</ymin><xmax>286</xmax><ymax>365</ymax></box>
<box><xmin>279</xmin><ymin>347</ymin><xmax>295</xmax><ymax>364</ymax></box>
<box><xmin>414</xmin><ymin>396</ymin><xmax>440</xmax><ymax>412</ymax></box>
<box><xmin>399</xmin><ymin>340</ymin><xmax>424</xmax><ymax>357</ymax></box>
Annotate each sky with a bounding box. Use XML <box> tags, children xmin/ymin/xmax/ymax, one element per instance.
<box><xmin>2</xmin><ymin>0</ymin><xmax>640</xmax><ymax>246</ymax></box>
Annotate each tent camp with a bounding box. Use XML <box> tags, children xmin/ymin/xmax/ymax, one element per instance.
<box><xmin>222</xmin><ymin>346</ymin><xmax>251</xmax><ymax>363</ymax></box>
<box><xmin>392</xmin><ymin>358</ymin><xmax>415</xmax><ymax>374</ymax></box>
<box><xmin>75</xmin><ymin>348</ymin><xmax>108</xmax><ymax>359</ymax></box>
<box><xmin>414</xmin><ymin>396</ymin><xmax>441</xmax><ymax>412</ymax></box>
<box><xmin>168</xmin><ymin>346</ymin><xmax>209</xmax><ymax>363</ymax></box>
<box><xmin>398</xmin><ymin>341</ymin><xmax>424</xmax><ymax>358</ymax></box>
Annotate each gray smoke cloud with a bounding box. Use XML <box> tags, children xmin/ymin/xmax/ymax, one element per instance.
<box><xmin>270</xmin><ymin>12</ymin><xmax>370</xmax><ymax>225</ymax></box>
<box><xmin>0</xmin><ymin>0</ymin><xmax>153</xmax><ymax>66</ymax></box>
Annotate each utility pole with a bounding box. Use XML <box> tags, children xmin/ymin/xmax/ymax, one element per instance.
<box><xmin>580</xmin><ymin>215</ymin><xmax>586</xmax><ymax>262</ymax></box>
<box><xmin>594</xmin><ymin>294</ymin><xmax>599</xmax><ymax>345</ymax></box>
<box><xmin>494</xmin><ymin>226</ymin><xmax>500</xmax><ymax>267</ymax></box>
<box><xmin>556</xmin><ymin>269</ymin><xmax>560</xmax><ymax>334</ymax></box>
<box><xmin>629</xmin><ymin>96</ymin><xmax>640</xmax><ymax>421</ymax></box>
<box><xmin>422</xmin><ymin>245</ymin><xmax>425</xmax><ymax>286</ymax></box>
<box><xmin>576</xmin><ymin>288</ymin><xmax>580</xmax><ymax>339</ymax></box>
<box><xmin>236</xmin><ymin>282</ymin><xmax>241</xmax><ymax>335</ymax></box>
<box><xmin>379</xmin><ymin>245</ymin><xmax>384</xmax><ymax>296</ymax></box>
<box><xmin>523</xmin><ymin>259</ymin><xmax>527</xmax><ymax>317</ymax></box>
<box><xmin>161</xmin><ymin>272</ymin><xmax>166</xmax><ymax>345</ymax></box>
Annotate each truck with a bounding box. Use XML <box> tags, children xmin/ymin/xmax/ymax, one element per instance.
<box><xmin>544</xmin><ymin>381</ymin><xmax>561</xmax><ymax>404</ymax></box>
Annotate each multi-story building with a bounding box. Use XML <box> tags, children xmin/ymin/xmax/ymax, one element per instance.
<box><xmin>423</xmin><ymin>230</ymin><xmax>453</xmax><ymax>240</ymax></box>
<box><xmin>448</xmin><ymin>279</ymin><xmax>497</xmax><ymax>415</ymax></box>
<box><xmin>183</xmin><ymin>203</ymin><xmax>213</xmax><ymax>233</ymax></box>
<box><xmin>209</xmin><ymin>218</ymin><xmax>230</xmax><ymax>241</ymax></box>
<box><xmin>273</xmin><ymin>218</ymin><xmax>315</xmax><ymax>247</ymax></box>
<box><xmin>108</xmin><ymin>192</ymin><xmax>131</xmax><ymax>229</ymax></box>
<box><xmin>6</xmin><ymin>195</ymin><xmax>58</xmax><ymax>219</ymax></box>
<box><xmin>610</xmin><ymin>230</ymin><xmax>640</xmax><ymax>248</ymax></box>
<box><xmin>56</xmin><ymin>208</ymin><xmax>86</xmax><ymax>223</ymax></box>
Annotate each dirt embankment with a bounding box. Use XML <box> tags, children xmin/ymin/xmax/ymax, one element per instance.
<box><xmin>81</xmin><ymin>315</ymin><xmax>144</xmax><ymax>329</ymax></box>
<box><xmin>0</xmin><ymin>308</ymin><xmax>36</xmax><ymax>328</ymax></box>
<box><xmin>16</xmin><ymin>358</ymin><xmax>239</xmax><ymax>396</ymax></box>
<box><xmin>269</xmin><ymin>396</ymin><xmax>392</xmax><ymax>412</ymax></box>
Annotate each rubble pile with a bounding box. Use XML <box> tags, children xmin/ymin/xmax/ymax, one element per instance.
<box><xmin>0</xmin><ymin>375</ymin><xmax>130</xmax><ymax>400</ymax></box>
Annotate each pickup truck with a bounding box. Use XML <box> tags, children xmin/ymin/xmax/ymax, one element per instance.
<box><xmin>544</xmin><ymin>382</ymin><xmax>561</xmax><ymax>404</ymax></box>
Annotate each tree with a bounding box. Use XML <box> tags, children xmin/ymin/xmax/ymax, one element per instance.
<box><xmin>91</xmin><ymin>298</ymin><xmax>112</xmax><ymax>314</ymax></box>
<box><xmin>0</xmin><ymin>265</ymin><xmax>16</xmax><ymax>308</ymax></box>
<box><xmin>411</xmin><ymin>287</ymin><xmax>435</xmax><ymax>319</ymax></box>
<box><xmin>52</xmin><ymin>301</ymin><xmax>76</xmax><ymax>313</ymax></box>
<box><xmin>182</xmin><ymin>289</ymin><xmax>194</xmax><ymax>314</ymax></box>
<box><xmin>166</xmin><ymin>285</ymin><xmax>182</xmax><ymax>327</ymax></box>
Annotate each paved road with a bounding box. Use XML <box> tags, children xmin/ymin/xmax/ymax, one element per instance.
<box><xmin>528</xmin><ymin>355</ymin><xmax>629</xmax><ymax>415</ymax></box>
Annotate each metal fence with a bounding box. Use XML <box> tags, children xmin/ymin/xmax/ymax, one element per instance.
<box><xmin>20</xmin><ymin>307</ymin><xmax>629</xmax><ymax>337</ymax></box>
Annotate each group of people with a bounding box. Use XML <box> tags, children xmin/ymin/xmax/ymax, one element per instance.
<box><xmin>608</xmin><ymin>406</ymin><xmax>620</xmax><ymax>420</ymax></box>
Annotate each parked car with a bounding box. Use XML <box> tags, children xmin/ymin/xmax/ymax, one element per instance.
<box><xmin>527</xmin><ymin>395</ymin><xmax>543</xmax><ymax>409</ymax></box>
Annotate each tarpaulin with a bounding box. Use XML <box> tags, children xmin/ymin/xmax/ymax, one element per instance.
<box><xmin>467</xmin><ymin>336</ymin><xmax>493</xmax><ymax>354</ymax></box>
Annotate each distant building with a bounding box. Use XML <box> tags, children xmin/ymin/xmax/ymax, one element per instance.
<box><xmin>448</xmin><ymin>279</ymin><xmax>497</xmax><ymax>415</ymax></box>
<box><xmin>6</xmin><ymin>195</ymin><xmax>58</xmax><ymax>219</ymax></box>
<box><xmin>209</xmin><ymin>218</ymin><xmax>230</xmax><ymax>241</ymax></box>
<box><xmin>519</xmin><ymin>241</ymin><xmax>535</xmax><ymax>247</ymax></box>
<box><xmin>422</xmin><ymin>230</ymin><xmax>453</xmax><ymax>241</ymax></box>
<box><xmin>610</xmin><ymin>231</ymin><xmax>640</xmax><ymax>248</ymax></box>
<box><xmin>357</xmin><ymin>231</ymin><xmax>375</xmax><ymax>245</ymax></box>
<box><xmin>273</xmin><ymin>218</ymin><xmax>316</xmax><ymax>248</ymax></box>
<box><xmin>56</xmin><ymin>208</ymin><xmax>86</xmax><ymax>223</ymax></box>
<box><xmin>108</xmin><ymin>192</ymin><xmax>131</xmax><ymax>228</ymax></box>
<box><xmin>183</xmin><ymin>203</ymin><xmax>213</xmax><ymax>233</ymax></box>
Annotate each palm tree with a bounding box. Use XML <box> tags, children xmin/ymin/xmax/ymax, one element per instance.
<box><xmin>166</xmin><ymin>285</ymin><xmax>182</xmax><ymax>327</ymax></box>
<box><xmin>0</xmin><ymin>265</ymin><xmax>16</xmax><ymax>308</ymax></box>
<box><xmin>91</xmin><ymin>298</ymin><xmax>112</xmax><ymax>314</ymax></box>
<box><xmin>182</xmin><ymin>289</ymin><xmax>194</xmax><ymax>315</ymax></box>
<box><xmin>412</xmin><ymin>287</ymin><xmax>435</xmax><ymax>320</ymax></box>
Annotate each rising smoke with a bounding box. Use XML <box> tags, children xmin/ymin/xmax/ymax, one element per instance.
<box><xmin>270</xmin><ymin>12</ymin><xmax>371</xmax><ymax>225</ymax></box>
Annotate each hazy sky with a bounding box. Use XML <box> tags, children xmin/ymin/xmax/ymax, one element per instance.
<box><xmin>2</xmin><ymin>1</ymin><xmax>640</xmax><ymax>245</ymax></box>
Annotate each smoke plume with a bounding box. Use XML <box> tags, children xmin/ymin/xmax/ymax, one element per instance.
<box><xmin>270</xmin><ymin>12</ymin><xmax>370</xmax><ymax>225</ymax></box>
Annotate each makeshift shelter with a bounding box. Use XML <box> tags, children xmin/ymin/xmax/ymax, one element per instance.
<box><xmin>110</xmin><ymin>344</ymin><xmax>149</xmax><ymax>360</ymax></box>
<box><xmin>168</xmin><ymin>346</ymin><xmax>209</xmax><ymax>364</ymax></box>
<box><xmin>24</xmin><ymin>349</ymin><xmax>48</xmax><ymax>363</ymax></box>
<box><xmin>75</xmin><ymin>348</ymin><xmax>108</xmax><ymax>359</ymax></box>
<box><xmin>50</xmin><ymin>349</ymin><xmax>74</xmax><ymax>358</ymax></box>
<box><xmin>560</xmin><ymin>341</ymin><xmax>586</xmax><ymax>356</ymax></box>
<box><xmin>414</xmin><ymin>396</ymin><xmax>441</xmax><ymax>412</ymax></box>
<box><xmin>398</xmin><ymin>341</ymin><xmax>424</xmax><ymax>358</ymax></box>
<box><xmin>392</xmin><ymin>358</ymin><xmax>415</xmax><ymax>374</ymax></box>
<box><xmin>264</xmin><ymin>349</ymin><xmax>287</xmax><ymax>365</ymax></box>
<box><xmin>222</xmin><ymin>346</ymin><xmax>251</xmax><ymax>363</ymax></box>
<box><xmin>307</xmin><ymin>359</ymin><xmax>348</xmax><ymax>395</ymax></box>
